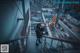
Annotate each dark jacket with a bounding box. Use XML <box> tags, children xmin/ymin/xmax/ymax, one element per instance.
<box><xmin>35</xmin><ymin>23</ymin><xmax>44</xmax><ymax>38</ymax></box>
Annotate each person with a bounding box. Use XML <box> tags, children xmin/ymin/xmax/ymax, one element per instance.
<box><xmin>35</xmin><ymin>23</ymin><xmax>45</xmax><ymax>46</ymax></box>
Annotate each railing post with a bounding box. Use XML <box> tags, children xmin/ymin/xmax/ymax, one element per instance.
<box><xmin>43</xmin><ymin>37</ymin><xmax>47</xmax><ymax>53</ymax></box>
<box><xmin>50</xmin><ymin>39</ymin><xmax>53</xmax><ymax>48</ymax></box>
<box><xmin>61</xmin><ymin>42</ymin><xmax>64</xmax><ymax>53</ymax></box>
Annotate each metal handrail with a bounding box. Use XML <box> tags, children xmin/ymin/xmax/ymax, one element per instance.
<box><xmin>0</xmin><ymin>36</ymin><xmax>28</xmax><ymax>44</ymax></box>
<box><xmin>42</xmin><ymin>35</ymin><xmax>80</xmax><ymax>44</ymax></box>
<box><xmin>0</xmin><ymin>34</ymin><xmax>80</xmax><ymax>45</ymax></box>
<box><xmin>59</xmin><ymin>20</ymin><xmax>80</xmax><ymax>41</ymax></box>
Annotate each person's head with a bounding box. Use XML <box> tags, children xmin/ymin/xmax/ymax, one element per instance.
<box><xmin>41</xmin><ymin>23</ymin><xmax>45</xmax><ymax>27</ymax></box>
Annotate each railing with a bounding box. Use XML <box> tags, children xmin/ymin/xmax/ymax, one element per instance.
<box><xmin>0</xmin><ymin>36</ymin><xmax>27</xmax><ymax>44</ymax></box>
<box><xmin>0</xmin><ymin>32</ymin><xmax>80</xmax><ymax>53</ymax></box>
<box><xmin>41</xmin><ymin>12</ymin><xmax>80</xmax><ymax>53</ymax></box>
<box><xmin>0</xmin><ymin>13</ymin><xmax>80</xmax><ymax>53</ymax></box>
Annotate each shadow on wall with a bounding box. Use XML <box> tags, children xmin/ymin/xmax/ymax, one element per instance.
<box><xmin>0</xmin><ymin>0</ymin><xmax>30</xmax><ymax>43</ymax></box>
<box><xmin>0</xmin><ymin>1</ymin><xmax>22</xmax><ymax>42</ymax></box>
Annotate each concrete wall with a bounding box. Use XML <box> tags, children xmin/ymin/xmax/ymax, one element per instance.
<box><xmin>0</xmin><ymin>0</ymin><xmax>29</xmax><ymax>43</ymax></box>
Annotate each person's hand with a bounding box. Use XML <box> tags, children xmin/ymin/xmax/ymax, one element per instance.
<box><xmin>43</xmin><ymin>31</ymin><xmax>45</xmax><ymax>34</ymax></box>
